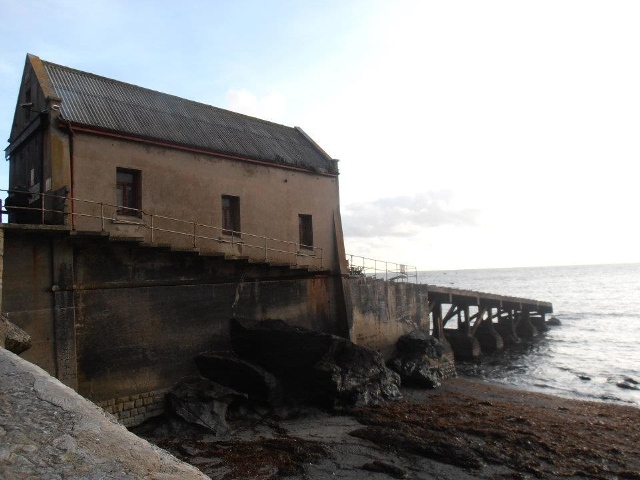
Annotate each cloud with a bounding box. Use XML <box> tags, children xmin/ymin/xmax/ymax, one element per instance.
<box><xmin>226</xmin><ymin>89</ymin><xmax>286</xmax><ymax>121</ymax></box>
<box><xmin>342</xmin><ymin>191</ymin><xmax>478</xmax><ymax>238</ymax></box>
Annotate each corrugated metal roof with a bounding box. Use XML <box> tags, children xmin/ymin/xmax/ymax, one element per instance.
<box><xmin>42</xmin><ymin>59</ymin><xmax>335</xmax><ymax>174</ymax></box>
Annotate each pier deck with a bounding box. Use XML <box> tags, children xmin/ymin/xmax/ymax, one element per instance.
<box><xmin>424</xmin><ymin>284</ymin><xmax>553</xmax><ymax>360</ymax></box>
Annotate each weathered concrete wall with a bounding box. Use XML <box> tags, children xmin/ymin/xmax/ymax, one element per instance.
<box><xmin>0</xmin><ymin>227</ymin><xmax>3</xmax><ymax>313</ymax></box>
<box><xmin>348</xmin><ymin>277</ymin><xmax>430</xmax><ymax>359</ymax></box>
<box><xmin>1</xmin><ymin>228</ymin><xmax>56</xmax><ymax>375</ymax></box>
<box><xmin>2</xmin><ymin>227</ymin><xmax>342</xmax><ymax>425</ymax></box>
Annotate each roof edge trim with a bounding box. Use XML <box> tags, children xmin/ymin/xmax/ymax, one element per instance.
<box><xmin>58</xmin><ymin>121</ymin><xmax>339</xmax><ymax>178</ymax></box>
<box><xmin>294</xmin><ymin>127</ymin><xmax>333</xmax><ymax>161</ymax></box>
<box><xmin>27</xmin><ymin>54</ymin><xmax>61</xmax><ymax>102</ymax></box>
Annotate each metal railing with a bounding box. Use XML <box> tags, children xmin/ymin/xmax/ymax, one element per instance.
<box><xmin>1</xmin><ymin>188</ymin><xmax>323</xmax><ymax>269</ymax></box>
<box><xmin>346</xmin><ymin>254</ymin><xmax>418</xmax><ymax>283</ymax></box>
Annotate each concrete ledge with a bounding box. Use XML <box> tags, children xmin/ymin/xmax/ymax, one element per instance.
<box><xmin>0</xmin><ymin>348</ymin><xmax>208</xmax><ymax>479</ymax></box>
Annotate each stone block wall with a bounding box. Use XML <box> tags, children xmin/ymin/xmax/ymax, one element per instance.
<box><xmin>95</xmin><ymin>388</ymin><xmax>169</xmax><ymax>427</ymax></box>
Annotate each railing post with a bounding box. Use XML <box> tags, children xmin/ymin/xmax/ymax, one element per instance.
<box><xmin>100</xmin><ymin>202</ymin><xmax>105</xmax><ymax>231</ymax></box>
<box><xmin>40</xmin><ymin>194</ymin><xmax>45</xmax><ymax>224</ymax></box>
<box><xmin>192</xmin><ymin>221</ymin><xmax>197</xmax><ymax>249</ymax></box>
<box><xmin>150</xmin><ymin>214</ymin><xmax>154</xmax><ymax>243</ymax></box>
<box><xmin>264</xmin><ymin>237</ymin><xmax>268</xmax><ymax>262</ymax></box>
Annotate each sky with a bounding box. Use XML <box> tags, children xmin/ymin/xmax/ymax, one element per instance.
<box><xmin>1</xmin><ymin>0</ymin><xmax>639</xmax><ymax>271</ymax></box>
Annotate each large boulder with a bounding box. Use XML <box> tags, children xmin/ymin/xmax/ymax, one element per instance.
<box><xmin>388</xmin><ymin>330</ymin><xmax>456</xmax><ymax>388</ymax></box>
<box><xmin>166</xmin><ymin>376</ymin><xmax>247</xmax><ymax>435</ymax></box>
<box><xmin>194</xmin><ymin>352</ymin><xmax>280</xmax><ymax>403</ymax></box>
<box><xmin>230</xmin><ymin>318</ymin><xmax>402</xmax><ymax>409</ymax></box>
<box><xmin>0</xmin><ymin>314</ymin><xmax>31</xmax><ymax>354</ymax></box>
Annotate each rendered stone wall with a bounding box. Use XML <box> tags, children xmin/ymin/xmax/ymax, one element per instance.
<box><xmin>348</xmin><ymin>277</ymin><xmax>431</xmax><ymax>359</ymax></box>
<box><xmin>1</xmin><ymin>228</ymin><xmax>57</xmax><ymax>374</ymax></box>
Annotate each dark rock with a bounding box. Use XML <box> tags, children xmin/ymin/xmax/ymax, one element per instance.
<box><xmin>546</xmin><ymin>317</ymin><xmax>562</xmax><ymax>326</ymax></box>
<box><xmin>0</xmin><ymin>313</ymin><xmax>32</xmax><ymax>354</ymax></box>
<box><xmin>166</xmin><ymin>376</ymin><xmax>247</xmax><ymax>435</ymax></box>
<box><xmin>623</xmin><ymin>377</ymin><xmax>639</xmax><ymax>385</ymax></box>
<box><xmin>616</xmin><ymin>381</ymin><xmax>640</xmax><ymax>391</ymax></box>
<box><xmin>361</xmin><ymin>460</ymin><xmax>408</xmax><ymax>478</ymax></box>
<box><xmin>194</xmin><ymin>352</ymin><xmax>280</xmax><ymax>403</ymax></box>
<box><xmin>230</xmin><ymin>318</ymin><xmax>402</xmax><ymax>409</ymax></box>
<box><xmin>578</xmin><ymin>375</ymin><xmax>591</xmax><ymax>381</ymax></box>
<box><xmin>388</xmin><ymin>330</ymin><xmax>456</xmax><ymax>388</ymax></box>
<box><xmin>397</xmin><ymin>329</ymin><xmax>446</xmax><ymax>357</ymax></box>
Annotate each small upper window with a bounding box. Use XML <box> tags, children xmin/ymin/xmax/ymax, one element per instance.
<box><xmin>221</xmin><ymin>195</ymin><xmax>240</xmax><ymax>236</ymax></box>
<box><xmin>116</xmin><ymin>168</ymin><xmax>141</xmax><ymax>216</ymax></box>
<box><xmin>299</xmin><ymin>214</ymin><xmax>313</xmax><ymax>249</ymax></box>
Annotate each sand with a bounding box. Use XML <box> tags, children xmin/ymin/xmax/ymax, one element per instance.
<box><xmin>136</xmin><ymin>378</ymin><xmax>640</xmax><ymax>479</ymax></box>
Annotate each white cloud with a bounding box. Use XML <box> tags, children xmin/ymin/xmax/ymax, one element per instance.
<box><xmin>226</xmin><ymin>89</ymin><xmax>286</xmax><ymax>121</ymax></box>
<box><xmin>342</xmin><ymin>191</ymin><xmax>478</xmax><ymax>238</ymax></box>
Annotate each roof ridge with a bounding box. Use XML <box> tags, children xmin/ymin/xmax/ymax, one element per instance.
<box><xmin>41</xmin><ymin>59</ymin><xmax>296</xmax><ymax>133</ymax></box>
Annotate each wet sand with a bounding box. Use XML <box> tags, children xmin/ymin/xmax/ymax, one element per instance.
<box><xmin>137</xmin><ymin>378</ymin><xmax>640</xmax><ymax>479</ymax></box>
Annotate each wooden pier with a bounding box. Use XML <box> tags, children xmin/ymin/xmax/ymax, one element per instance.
<box><xmin>425</xmin><ymin>284</ymin><xmax>553</xmax><ymax>360</ymax></box>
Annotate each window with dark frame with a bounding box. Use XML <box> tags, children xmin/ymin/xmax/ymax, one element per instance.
<box><xmin>299</xmin><ymin>214</ymin><xmax>313</xmax><ymax>249</ymax></box>
<box><xmin>116</xmin><ymin>168</ymin><xmax>141</xmax><ymax>216</ymax></box>
<box><xmin>221</xmin><ymin>195</ymin><xmax>240</xmax><ymax>236</ymax></box>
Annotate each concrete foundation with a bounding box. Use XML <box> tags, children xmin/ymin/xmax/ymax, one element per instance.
<box><xmin>475</xmin><ymin>321</ymin><xmax>504</xmax><ymax>354</ymax></box>
<box><xmin>515</xmin><ymin>313</ymin><xmax>539</xmax><ymax>340</ymax></box>
<box><xmin>444</xmin><ymin>331</ymin><xmax>482</xmax><ymax>361</ymax></box>
<box><xmin>529</xmin><ymin>314</ymin><xmax>549</xmax><ymax>333</ymax></box>
<box><xmin>348</xmin><ymin>277</ymin><xmax>430</xmax><ymax>359</ymax></box>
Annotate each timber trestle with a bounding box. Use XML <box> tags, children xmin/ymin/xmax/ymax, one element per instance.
<box><xmin>426</xmin><ymin>284</ymin><xmax>553</xmax><ymax>360</ymax></box>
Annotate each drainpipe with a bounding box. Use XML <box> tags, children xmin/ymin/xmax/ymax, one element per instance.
<box><xmin>62</xmin><ymin>120</ymin><xmax>75</xmax><ymax>229</ymax></box>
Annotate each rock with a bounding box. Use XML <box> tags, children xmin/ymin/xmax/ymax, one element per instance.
<box><xmin>546</xmin><ymin>317</ymin><xmax>562</xmax><ymax>326</ymax></box>
<box><xmin>616</xmin><ymin>380</ymin><xmax>640</xmax><ymax>391</ymax></box>
<box><xmin>194</xmin><ymin>352</ymin><xmax>280</xmax><ymax>403</ymax></box>
<box><xmin>166</xmin><ymin>376</ymin><xmax>247</xmax><ymax>435</ymax></box>
<box><xmin>623</xmin><ymin>377</ymin><xmax>639</xmax><ymax>385</ymax></box>
<box><xmin>361</xmin><ymin>460</ymin><xmax>408</xmax><ymax>478</ymax></box>
<box><xmin>578</xmin><ymin>375</ymin><xmax>591</xmax><ymax>381</ymax></box>
<box><xmin>0</xmin><ymin>314</ymin><xmax>32</xmax><ymax>354</ymax></box>
<box><xmin>230</xmin><ymin>318</ymin><xmax>402</xmax><ymax>409</ymax></box>
<box><xmin>388</xmin><ymin>330</ymin><xmax>456</xmax><ymax>388</ymax></box>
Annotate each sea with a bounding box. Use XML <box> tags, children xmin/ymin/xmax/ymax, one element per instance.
<box><xmin>418</xmin><ymin>263</ymin><xmax>640</xmax><ymax>407</ymax></box>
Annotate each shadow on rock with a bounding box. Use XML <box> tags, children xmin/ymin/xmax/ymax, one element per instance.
<box><xmin>230</xmin><ymin>318</ymin><xmax>402</xmax><ymax>410</ymax></box>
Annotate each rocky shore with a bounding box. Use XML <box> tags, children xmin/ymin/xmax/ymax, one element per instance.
<box><xmin>135</xmin><ymin>378</ymin><xmax>640</xmax><ymax>479</ymax></box>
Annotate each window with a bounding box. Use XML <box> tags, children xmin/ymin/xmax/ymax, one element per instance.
<box><xmin>299</xmin><ymin>214</ymin><xmax>313</xmax><ymax>249</ymax></box>
<box><xmin>116</xmin><ymin>168</ymin><xmax>141</xmax><ymax>216</ymax></box>
<box><xmin>221</xmin><ymin>195</ymin><xmax>240</xmax><ymax>235</ymax></box>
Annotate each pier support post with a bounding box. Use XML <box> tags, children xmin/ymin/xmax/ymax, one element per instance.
<box><xmin>515</xmin><ymin>310</ymin><xmax>539</xmax><ymax>339</ymax></box>
<box><xmin>495</xmin><ymin>309</ymin><xmax>521</xmax><ymax>346</ymax></box>
<box><xmin>529</xmin><ymin>313</ymin><xmax>548</xmax><ymax>333</ymax></box>
<box><xmin>444</xmin><ymin>331</ymin><xmax>481</xmax><ymax>361</ymax></box>
<box><xmin>475</xmin><ymin>308</ymin><xmax>504</xmax><ymax>353</ymax></box>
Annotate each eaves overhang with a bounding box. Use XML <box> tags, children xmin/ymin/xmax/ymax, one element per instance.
<box><xmin>57</xmin><ymin>120</ymin><xmax>340</xmax><ymax>178</ymax></box>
